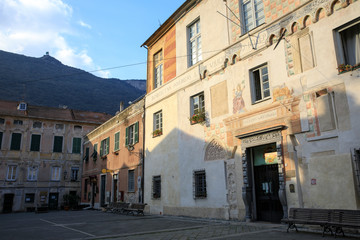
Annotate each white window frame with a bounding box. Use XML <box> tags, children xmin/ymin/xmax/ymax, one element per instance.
<box><xmin>190</xmin><ymin>92</ymin><xmax>205</xmax><ymax>116</ymax></box>
<box><xmin>154</xmin><ymin>50</ymin><xmax>163</xmax><ymax>89</ymax></box>
<box><xmin>240</xmin><ymin>0</ymin><xmax>265</xmax><ymax>33</ymax></box>
<box><xmin>27</xmin><ymin>166</ymin><xmax>38</xmax><ymax>181</ymax></box>
<box><xmin>188</xmin><ymin>19</ymin><xmax>202</xmax><ymax>67</ymax></box>
<box><xmin>71</xmin><ymin>167</ymin><xmax>79</xmax><ymax>181</ymax></box>
<box><xmin>334</xmin><ymin>18</ymin><xmax>360</xmax><ymax>66</ymax></box>
<box><xmin>6</xmin><ymin>165</ymin><xmax>18</xmax><ymax>181</ymax></box>
<box><xmin>153</xmin><ymin>111</ymin><xmax>163</xmax><ymax>132</ymax></box>
<box><xmin>51</xmin><ymin>166</ymin><xmax>61</xmax><ymax>181</ymax></box>
<box><xmin>250</xmin><ymin>64</ymin><xmax>270</xmax><ymax>103</ymax></box>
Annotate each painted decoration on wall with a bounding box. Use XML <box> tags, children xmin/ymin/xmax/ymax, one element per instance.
<box><xmin>233</xmin><ymin>83</ymin><xmax>246</xmax><ymax>114</ymax></box>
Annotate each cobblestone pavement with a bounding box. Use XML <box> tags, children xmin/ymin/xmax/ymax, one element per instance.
<box><xmin>0</xmin><ymin>210</ymin><xmax>359</xmax><ymax>240</ymax></box>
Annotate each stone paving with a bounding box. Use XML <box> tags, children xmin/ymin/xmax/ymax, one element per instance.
<box><xmin>0</xmin><ymin>210</ymin><xmax>359</xmax><ymax>240</ymax></box>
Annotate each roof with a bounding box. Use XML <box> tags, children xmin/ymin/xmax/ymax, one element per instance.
<box><xmin>0</xmin><ymin>99</ymin><xmax>112</xmax><ymax>124</ymax></box>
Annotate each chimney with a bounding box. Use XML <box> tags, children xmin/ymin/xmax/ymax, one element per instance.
<box><xmin>120</xmin><ymin>101</ymin><xmax>124</xmax><ymax>112</ymax></box>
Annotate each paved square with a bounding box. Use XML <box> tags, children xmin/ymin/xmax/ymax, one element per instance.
<box><xmin>0</xmin><ymin>210</ymin><xmax>358</xmax><ymax>240</ymax></box>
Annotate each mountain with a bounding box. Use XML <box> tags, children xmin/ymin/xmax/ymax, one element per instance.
<box><xmin>0</xmin><ymin>50</ymin><xmax>146</xmax><ymax>115</ymax></box>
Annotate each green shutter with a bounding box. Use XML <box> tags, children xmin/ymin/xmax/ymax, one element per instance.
<box><xmin>72</xmin><ymin>138</ymin><xmax>81</xmax><ymax>154</ymax></box>
<box><xmin>125</xmin><ymin>127</ymin><xmax>129</xmax><ymax>146</ymax></box>
<box><xmin>106</xmin><ymin>137</ymin><xmax>110</xmax><ymax>155</ymax></box>
<box><xmin>114</xmin><ymin>132</ymin><xmax>119</xmax><ymax>151</ymax></box>
<box><xmin>100</xmin><ymin>140</ymin><xmax>103</xmax><ymax>156</ymax></box>
<box><xmin>134</xmin><ymin>122</ymin><xmax>139</xmax><ymax>144</ymax></box>
<box><xmin>53</xmin><ymin>136</ymin><xmax>63</xmax><ymax>153</ymax></box>
<box><xmin>30</xmin><ymin>134</ymin><xmax>41</xmax><ymax>151</ymax></box>
<box><xmin>11</xmin><ymin>133</ymin><xmax>22</xmax><ymax>150</ymax></box>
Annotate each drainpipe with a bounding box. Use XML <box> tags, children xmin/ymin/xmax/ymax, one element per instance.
<box><xmin>141</xmin><ymin>99</ymin><xmax>146</xmax><ymax>204</ymax></box>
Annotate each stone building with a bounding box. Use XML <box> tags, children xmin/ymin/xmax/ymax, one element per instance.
<box><xmin>142</xmin><ymin>0</ymin><xmax>360</xmax><ymax>221</ymax></box>
<box><xmin>0</xmin><ymin>100</ymin><xmax>111</xmax><ymax>212</ymax></box>
<box><xmin>81</xmin><ymin>98</ymin><xmax>144</xmax><ymax>209</ymax></box>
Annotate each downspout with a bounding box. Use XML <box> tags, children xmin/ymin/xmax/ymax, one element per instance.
<box><xmin>142</xmin><ymin>100</ymin><xmax>146</xmax><ymax>204</ymax></box>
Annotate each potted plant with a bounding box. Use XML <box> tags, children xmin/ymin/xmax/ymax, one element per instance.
<box><xmin>189</xmin><ymin>111</ymin><xmax>206</xmax><ymax>125</ymax></box>
<box><xmin>152</xmin><ymin>129</ymin><xmax>162</xmax><ymax>137</ymax></box>
<box><xmin>345</xmin><ymin>64</ymin><xmax>352</xmax><ymax>71</ymax></box>
<box><xmin>337</xmin><ymin>64</ymin><xmax>345</xmax><ymax>73</ymax></box>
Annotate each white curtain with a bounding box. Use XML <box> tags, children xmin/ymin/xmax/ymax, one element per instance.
<box><xmin>341</xmin><ymin>23</ymin><xmax>360</xmax><ymax>66</ymax></box>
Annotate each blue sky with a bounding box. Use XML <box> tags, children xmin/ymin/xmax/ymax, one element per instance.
<box><xmin>0</xmin><ymin>0</ymin><xmax>184</xmax><ymax>79</ymax></box>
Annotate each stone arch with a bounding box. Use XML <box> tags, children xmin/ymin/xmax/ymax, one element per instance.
<box><xmin>268</xmin><ymin>34</ymin><xmax>276</xmax><ymax>46</ymax></box>
<box><xmin>232</xmin><ymin>54</ymin><xmax>237</xmax><ymax>65</ymax></box>
<box><xmin>291</xmin><ymin>22</ymin><xmax>299</xmax><ymax>34</ymax></box>
<box><xmin>204</xmin><ymin>138</ymin><xmax>228</xmax><ymax>161</ymax></box>
<box><xmin>315</xmin><ymin>8</ymin><xmax>326</xmax><ymax>22</ymax></box>
<box><xmin>303</xmin><ymin>15</ymin><xmax>311</xmax><ymax>28</ymax></box>
<box><xmin>331</xmin><ymin>0</ymin><xmax>342</xmax><ymax>14</ymax></box>
<box><xmin>224</xmin><ymin>58</ymin><xmax>229</xmax><ymax>68</ymax></box>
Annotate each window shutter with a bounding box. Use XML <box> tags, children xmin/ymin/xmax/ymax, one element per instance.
<box><xmin>135</xmin><ymin>122</ymin><xmax>139</xmax><ymax>143</ymax></box>
<box><xmin>100</xmin><ymin>140</ymin><xmax>103</xmax><ymax>156</ymax></box>
<box><xmin>106</xmin><ymin>137</ymin><xmax>110</xmax><ymax>155</ymax></box>
<box><xmin>125</xmin><ymin>126</ymin><xmax>129</xmax><ymax>146</ymax></box>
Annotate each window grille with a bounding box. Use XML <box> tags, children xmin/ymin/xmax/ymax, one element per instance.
<box><xmin>152</xmin><ymin>176</ymin><xmax>161</xmax><ymax>199</ymax></box>
<box><xmin>193</xmin><ymin>170</ymin><xmax>207</xmax><ymax>198</ymax></box>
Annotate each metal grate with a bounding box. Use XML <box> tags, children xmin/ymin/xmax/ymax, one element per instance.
<box><xmin>152</xmin><ymin>175</ymin><xmax>161</xmax><ymax>199</ymax></box>
<box><xmin>353</xmin><ymin>149</ymin><xmax>360</xmax><ymax>196</ymax></box>
<box><xmin>193</xmin><ymin>170</ymin><xmax>207</xmax><ymax>198</ymax></box>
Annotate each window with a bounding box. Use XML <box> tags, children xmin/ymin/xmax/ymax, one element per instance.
<box><xmin>6</xmin><ymin>165</ymin><xmax>17</xmax><ymax>181</ymax></box>
<box><xmin>0</xmin><ymin>132</ymin><xmax>3</xmax><ymax>150</ymax></box>
<box><xmin>188</xmin><ymin>19</ymin><xmax>202</xmax><ymax>66</ymax></box>
<box><xmin>191</xmin><ymin>92</ymin><xmax>205</xmax><ymax>116</ymax></box>
<box><xmin>0</xmin><ymin>118</ymin><xmax>4</xmax><ymax>124</ymax></box>
<box><xmin>128</xmin><ymin>170</ymin><xmax>135</xmax><ymax>192</ymax></box>
<box><xmin>72</xmin><ymin>137</ymin><xmax>81</xmax><ymax>154</ymax></box>
<box><xmin>53</xmin><ymin>136</ymin><xmax>63</xmax><ymax>153</ymax></box>
<box><xmin>14</xmin><ymin>119</ymin><xmax>23</xmax><ymax>125</ymax></box>
<box><xmin>30</xmin><ymin>134</ymin><xmax>41</xmax><ymax>151</ymax></box>
<box><xmin>55</xmin><ymin>124</ymin><xmax>64</xmax><ymax>130</ymax></box>
<box><xmin>153</xmin><ymin>111</ymin><xmax>162</xmax><ymax>136</ymax></box>
<box><xmin>71</xmin><ymin>167</ymin><xmax>79</xmax><ymax>181</ymax></box>
<box><xmin>154</xmin><ymin>50</ymin><xmax>163</xmax><ymax>88</ymax></box>
<box><xmin>25</xmin><ymin>193</ymin><xmax>35</xmax><ymax>203</ymax></box>
<box><xmin>193</xmin><ymin>170</ymin><xmax>207</xmax><ymax>198</ymax></box>
<box><xmin>100</xmin><ymin>137</ymin><xmax>110</xmax><ymax>156</ymax></box>
<box><xmin>125</xmin><ymin>122</ymin><xmax>139</xmax><ymax>146</ymax></box>
<box><xmin>27</xmin><ymin>166</ymin><xmax>38</xmax><ymax>181</ymax></box>
<box><xmin>316</xmin><ymin>90</ymin><xmax>337</xmax><ymax>132</ymax></box>
<box><xmin>241</xmin><ymin>0</ymin><xmax>265</xmax><ymax>33</ymax></box>
<box><xmin>51</xmin><ymin>166</ymin><xmax>61</xmax><ymax>181</ymax></box>
<box><xmin>152</xmin><ymin>176</ymin><xmax>161</xmax><ymax>199</ymax></box>
<box><xmin>74</xmin><ymin>125</ymin><xmax>82</xmax><ymax>131</ymax></box>
<box><xmin>114</xmin><ymin>132</ymin><xmax>120</xmax><ymax>151</ymax></box>
<box><xmin>10</xmin><ymin>133</ymin><xmax>22</xmax><ymax>150</ymax></box>
<box><xmin>335</xmin><ymin>19</ymin><xmax>360</xmax><ymax>66</ymax></box>
<box><xmin>84</xmin><ymin>147</ymin><xmax>89</xmax><ymax>162</ymax></box>
<box><xmin>251</xmin><ymin>64</ymin><xmax>270</xmax><ymax>102</ymax></box>
<box><xmin>33</xmin><ymin>121</ymin><xmax>42</xmax><ymax>128</ymax></box>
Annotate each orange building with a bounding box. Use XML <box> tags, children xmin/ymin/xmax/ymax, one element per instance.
<box><xmin>0</xmin><ymin>100</ymin><xmax>111</xmax><ymax>212</ymax></box>
<box><xmin>81</xmin><ymin>97</ymin><xmax>144</xmax><ymax>208</ymax></box>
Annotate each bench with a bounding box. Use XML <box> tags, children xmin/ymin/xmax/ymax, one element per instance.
<box><xmin>105</xmin><ymin>202</ymin><xmax>130</xmax><ymax>214</ymax></box>
<box><xmin>282</xmin><ymin>208</ymin><xmax>360</xmax><ymax>237</ymax></box>
<box><xmin>123</xmin><ymin>203</ymin><xmax>147</xmax><ymax>216</ymax></box>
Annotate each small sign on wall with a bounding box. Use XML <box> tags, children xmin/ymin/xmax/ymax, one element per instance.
<box><xmin>311</xmin><ymin>178</ymin><xmax>316</xmax><ymax>185</ymax></box>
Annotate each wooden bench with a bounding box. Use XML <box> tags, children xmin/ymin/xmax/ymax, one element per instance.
<box><xmin>282</xmin><ymin>208</ymin><xmax>360</xmax><ymax>237</ymax></box>
<box><xmin>123</xmin><ymin>203</ymin><xmax>147</xmax><ymax>216</ymax></box>
<box><xmin>105</xmin><ymin>202</ymin><xmax>130</xmax><ymax>214</ymax></box>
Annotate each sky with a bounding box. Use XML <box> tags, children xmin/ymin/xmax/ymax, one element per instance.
<box><xmin>0</xmin><ymin>0</ymin><xmax>185</xmax><ymax>79</ymax></box>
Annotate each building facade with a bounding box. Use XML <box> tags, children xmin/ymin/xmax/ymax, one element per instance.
<box><xmin>0</xmin><ymin>100</ymin><xmax>111</xmax><ymax>212</ymax></box>
<box><xmin>81</xmin><ymin>98</ymin><xmax>144</xmax><ymax>209</ymax></box>
<box><xmin>142</xmin><ymin>0</ymin><xmax>360</xmax><ymax>221</ymax></box>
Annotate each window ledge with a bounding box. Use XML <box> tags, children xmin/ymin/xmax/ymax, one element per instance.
<box><xmin>307</xmin><ymin>132</ymin><xmax>338</xmax><ymax>142</ymax></box>
<box><xmin>252</xmin><ymin>97</ymin><xmax>271</xmax><ymax>105</ymax></box>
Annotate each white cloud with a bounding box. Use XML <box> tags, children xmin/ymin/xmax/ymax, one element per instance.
<box><xmin>78</xmin><ymin>20</ymin><xmax>92</xmax><ymax>29</ymax></box>
<box><xmin>0</xmin><ymin>0</ymin><xmax>109</xmax><ymax>78</ymax></box>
